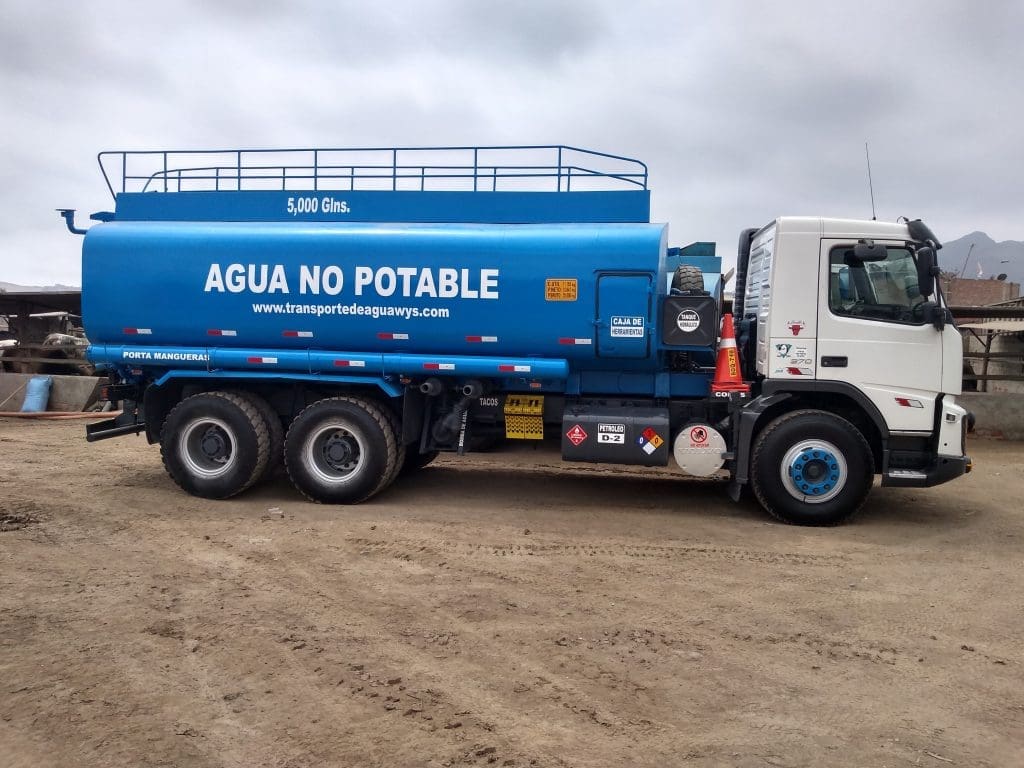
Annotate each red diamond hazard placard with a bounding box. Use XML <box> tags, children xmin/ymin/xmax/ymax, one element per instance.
<box><xmin>566</xmin><ymin>424</ymin><xmax>588</xmax><ymax>446</ymax></box>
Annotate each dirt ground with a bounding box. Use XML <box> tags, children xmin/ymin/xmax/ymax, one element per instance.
<box><xmin>1</xmin><ymin>419</ymin><xmax>1021</xmax><ymax>768</ymax></box>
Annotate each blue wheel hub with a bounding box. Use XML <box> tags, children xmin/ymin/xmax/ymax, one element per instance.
<box><xmin>789</xmin><ymin>449</ymin><xmax>840</xmax><ymax>496</ymax></box>
<box><xmin>780</xmin><ymin>440</ymin><xmax>848</xmax><ymax>504</ymax></box>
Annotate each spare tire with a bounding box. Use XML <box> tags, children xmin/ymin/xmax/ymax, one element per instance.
<box><xmin>671</xmin><ymin>265</ymin><xmax>707</xmax><ymax>295</ymax></box>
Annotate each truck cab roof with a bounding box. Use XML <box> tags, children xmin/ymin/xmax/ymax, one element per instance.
<box><xmin>763</xmin><ymin>216</ymin><xmax>914</xmax><ymax>241</ymax></box>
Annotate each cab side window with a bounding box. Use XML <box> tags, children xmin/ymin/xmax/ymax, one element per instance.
<box><xmin>828</xmin><ymin>245</ymin><xmax>927</xmax><ymax>324</ymax></box>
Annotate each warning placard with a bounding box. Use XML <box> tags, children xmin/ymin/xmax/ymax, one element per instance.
<box><xmin>566</xmin><ymin>424</ymin><xmax>588</xmax><ymax>446</ymax></box>
<box><xmin>545</xmin><ymin>278</ymin><xmax>578</xmax><ymax>302</ymax></box>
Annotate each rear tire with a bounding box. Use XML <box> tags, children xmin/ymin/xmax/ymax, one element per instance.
<box><xmin>230</xmin><ymin>390</ymin><xmax>284</xmax><ymax>482</ymax></box>
<box><xmin>378</xmin><ymin>401</ymin><xmax>406</xmax><ymax>489</ymax></box>
<box><xmin>284</xmin><ymin>396</ymin><xmax>399</xmax><ymax>504</ymax></box>
<box><xmin>160</xmin><ymin>391</ymin><xmax>270</xmax><ymax>499</ymax></box>
<box><xmin>750</xmin><ymin>409</ymin><xmax>874</xmax><ymax>526</ymax></box>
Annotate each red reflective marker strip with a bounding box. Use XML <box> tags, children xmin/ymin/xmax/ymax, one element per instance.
<box><xmin>423</xmin><ymin>363</ymin><xmax>455</xmax><ymax>371</ymax></box>
<box><xmin>498</xmin><ymin>364</ymin><xmax>532</xmax><ymax>373</ymax></box>
<box><xmin>123</xmin><ymin>328</ymin><xmax>152</xmax><ymax>335</ymax></box>
<box><xmin>895</xmin><ymin>397</ymin><xmax>923</xmax><ymax>408</ymax></box>
<box><xmin>333</xmin><ymin>360</ymin><xmax>367</xmax><ymax>368</ymax></box>
<box><xmin>247</xmin><ymin>356</ymin><xmax>278</xmax><ymax>364</ymax></box>
<box><xmin>378</xmin><ymin>332</ymin><xmax>410</xmax><ymax>340</ymax></box>
<box><xmin>207</xmin><ymin>329</ymin><xmax>237</xmax><ymax>336</ymax></box>
<box><xmin>283</xmin><ymin>330</ymin><xmax>313</xmax><ymax>338</ymax></box>
<box><xmin>466</xmin><ymin>335</ymin><xmax>498</xmax><ymax>343</ymax></box>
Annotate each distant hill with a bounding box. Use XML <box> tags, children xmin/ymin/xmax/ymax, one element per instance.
<box><xmin>938</xmin><ymin>232</ymin><xmax>1024</xmax><ymax>285</ymax></box>
<box><xmin>0</xmin><ymin>281</ymin><xmax>80</xmax><ymax>293</ymax></box>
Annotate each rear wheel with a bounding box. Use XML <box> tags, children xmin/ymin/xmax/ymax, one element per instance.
<box><xmin>230</xmin><ymin>390</ymin><xmax>284</xmax><ymax>481</ymax></box>
<box><xmin>160</xmin><ymin>391</ymin><xmax>270</xmax><ymax>499</ymax></box>
<box><xmin>378</xmin><ymin>402</ymin><xmax>406</xmax><ymax>489</ymax></box>
<box><xmin>750</xmin><ymin>409</ymin><xmax>874</xmax><ymax>525</ymax></box>
<box><xmin>284</xmin><ymin>396</ymin><xmax>399</xmax><ymax>504</ymax></box>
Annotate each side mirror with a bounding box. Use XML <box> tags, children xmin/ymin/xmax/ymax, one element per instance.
<box><xmin>907</xmin><ymin>219</ymin><xmax>942</xmax><ymax>250</ymax></box>
<box><xmin>916</xmin><ymin>246</ymin><xmax>937</xmax><ymax>298</ymax></box>
<box><xmin>850</xmin><ymin>241</ymin><xmax>887</xmax><ymax>262</ymax></box>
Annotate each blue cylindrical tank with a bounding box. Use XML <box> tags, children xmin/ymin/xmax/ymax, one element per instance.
<box><xmin>83</xmin><ymin>221</ymin><xmax>668</xmax><ymax>366</ymax></box>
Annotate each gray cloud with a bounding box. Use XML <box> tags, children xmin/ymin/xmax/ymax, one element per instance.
<box><xmin>1</xmin><ymin>0</ymin><xmax>1022</xmax><ymax>285</ymax></box>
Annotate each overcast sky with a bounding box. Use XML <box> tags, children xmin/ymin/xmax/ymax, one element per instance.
<box><xmin>1</xmin><ymin>0</ymin><xmax>1021</xmax><ymax>286</ymax></box>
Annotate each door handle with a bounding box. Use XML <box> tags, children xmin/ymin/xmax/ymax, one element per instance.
<box><xmin>821</xmin><ymin>356</ymin><xmax>848</xmax><ymax>368</ymax></box>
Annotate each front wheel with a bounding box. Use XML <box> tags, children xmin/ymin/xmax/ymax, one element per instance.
<box><xmin>750</xmin><ymin>410</ymin><xmax>874</xmax><ymax>525</ymax></box>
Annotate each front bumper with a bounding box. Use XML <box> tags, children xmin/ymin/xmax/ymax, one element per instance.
<box><xmin>882</xmin><ymin>454</ymin><xmax>971</xmax><ymax>488</ymax></box>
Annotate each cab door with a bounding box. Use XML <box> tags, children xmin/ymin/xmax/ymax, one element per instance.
<box><xmin>816</xmin><ymin>240</ymin><xmax>943</xmax><ymax>432</ymax></box>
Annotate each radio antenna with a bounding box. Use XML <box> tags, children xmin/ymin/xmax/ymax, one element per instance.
<box><xmin>865</xmin><ymin>141</ymin><xmax>877</xmax><ymax>220</ymax></box>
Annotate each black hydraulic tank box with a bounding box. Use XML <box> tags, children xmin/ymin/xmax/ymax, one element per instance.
<box><xmin>661</xmin><ymin>295</ymin><xmax>719</xmax><ymax>347</ymax></box>
<box><xmin>561</xmin><ymin>404</ymin><xmax>670</xmax><ymax>466</ymax></box>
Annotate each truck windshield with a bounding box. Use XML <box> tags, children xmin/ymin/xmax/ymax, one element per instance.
<box><xmin>829</xmin><ymin>246</ymin><xmax>927</xmax><ymax>324</ymax></box>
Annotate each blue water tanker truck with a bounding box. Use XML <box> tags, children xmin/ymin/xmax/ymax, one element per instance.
<box><xmin>64</xmin><ymin>145</ymin><xmax>970</xmax><ymax>525</ymax></box>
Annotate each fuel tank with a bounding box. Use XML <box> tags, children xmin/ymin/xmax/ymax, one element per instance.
<box><xmin>83</xmin><ymin>221</ymin><xmax>669</xmax><ymax>366</ymax></box>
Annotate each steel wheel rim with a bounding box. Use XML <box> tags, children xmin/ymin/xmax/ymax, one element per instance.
<box><xmin>179</xmin><ymin>417</ymin><xmax>237</xmax><ymax>479</ymax></box>
<box><xmin>305</xmin><ymin>422</ymin><xmax>364</xmax><ymax>484</ymax></box>
<box><xmin>780</xmin><ymin>439</ymin><xmax>847</xmax><ymax>504</ymax></box>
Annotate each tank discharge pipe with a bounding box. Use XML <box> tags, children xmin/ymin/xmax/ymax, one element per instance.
<box><xmin>420</xmin><ymin>377</ymin><xmax>443</xmax><ymax>396</ymax></box>
<box><xmin>461</xmin><ymin>380</ymin><xmax>485</xmax><ymax>398</ymax></box>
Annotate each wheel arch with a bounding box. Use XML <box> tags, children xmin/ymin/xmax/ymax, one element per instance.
<box><xmin>735</xmin><ymin>382</ymin><xmax>887</xmax><ymax>485</ymax></box>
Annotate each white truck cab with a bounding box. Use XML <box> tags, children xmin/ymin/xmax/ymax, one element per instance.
<box><xmin>731</xmin><ymin>217</ymin><xmax>970</xmax><ymax>524</ymax></box>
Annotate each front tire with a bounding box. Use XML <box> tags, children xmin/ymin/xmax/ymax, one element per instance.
<box><xmin>750</xmin><ymin>410</ymin><xmax>874</xmax><ymax>525</ymax></box>
<box><xmin>284</xmin><ymin>396</ymin><xmax>399</xmax><ymax>504</ymax></box>
<box><xmin>160</xmin><ymin>391</ymin><xmax>270</xmax><ymax>499</ymax></box>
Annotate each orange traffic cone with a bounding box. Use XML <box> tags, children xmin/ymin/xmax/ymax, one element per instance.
<box><xmin>711</xmin><ymin>313</ymin><xmax>750</xmax><ymax>394</ymax></box>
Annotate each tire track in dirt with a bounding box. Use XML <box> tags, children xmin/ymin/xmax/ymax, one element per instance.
<box><xmin>6</xmin><ymin>421</ymin><xmax>1024</xmax><ymax>768</ymax></box>
<box><xmin>347</xmin><ymin>535</ymin><xmax>851</xmax><ymax>568</ymax></box>
<box><xmin>159</xmin><ymin>533</ymin><xmax>566</xmax><ymax>768</ymax></box>
<box><xmin>245</xmin><ymin>532</ymin><xmax>877</xmax><ymax>765</ymax></box>
<box><xmin>191</xmin><ymin>532</ymin><xmax>668</xmax><ymax>766</ymax></box>
<box><xmin>341</xmin><ymin>532</ymin><xmax>1024</xmax><ymax>671</ymax></box>
<box><xmin>160</xmin><ymin>525</ymin><xmax>1024</xmax><ymax>768</ymax></box>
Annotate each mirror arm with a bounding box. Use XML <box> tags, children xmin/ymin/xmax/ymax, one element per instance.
<box><xmin>928</xmin><ymin>268</ymin><xmax>950</xmax><ymax>331</ymax></box>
